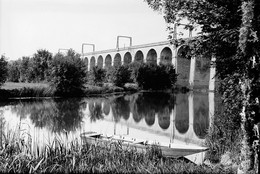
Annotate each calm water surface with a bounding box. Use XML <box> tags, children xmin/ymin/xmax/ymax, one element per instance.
<box><xmin>0</xmin><ymin>92</ymin><xmax>218</xmax><ymax>163</ymax></box>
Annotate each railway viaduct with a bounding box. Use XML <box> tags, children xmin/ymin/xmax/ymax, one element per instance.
<box><xmin>81</xmin><ymin>39</ymin><xmax>217</xmax><ymax>91</ymax></box>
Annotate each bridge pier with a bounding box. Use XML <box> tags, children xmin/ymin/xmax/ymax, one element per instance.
<box><xmin>209</xmin><ymin>55</ymin><xmax>216</xmax><ymax>92</ymax></box>
<box><xmin>189</xmin><ymin>56</ymin><xmax>196</xmax><ymax>89</ymax></box>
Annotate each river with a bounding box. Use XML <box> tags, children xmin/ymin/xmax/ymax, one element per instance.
<box><xmin>0</xmin><ymin>91</ymin><xmax>219</xmax><ymax>164</ymax></box>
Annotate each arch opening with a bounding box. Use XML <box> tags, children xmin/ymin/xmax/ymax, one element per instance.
<box><xmin>97</xmin><ymin>55</ymin><xmax>103</xmax><ymax>69</ymax></box>
<box><xmin>146</xmin><ymin>49</ymin><xmax>157</xmax><ymax>65</ymax></box>
<box><xmin>160</xmin><ymin>47</ymin><xmax>172</xmax><ymax>65</ymax></box>
<box><xmin>176</xmin><ymin>45</ymin><xmax>191</xmax><ymax>87</ymax></box>
<box><xmin>84</xmin><ymin>57</ymin><xmax>89</xmax><ymax>71</ymax></box>
<box><xmin>90</xmin><ymin>56</ymin><xmax>96</xmax><ymax>70</ymax></box>
<box><xmin>123</xmin><ymin>52</ymin><xmax>132</xmax><ymax>65</ymax></box>
<box><xmin>114</xmin><ymin>53</ymin><xmax>122</xmax><ymax>67</ymax></box>
<box><xmin>134</xmin><ymin>50</ymin><xmax>144</xmax><ymax>63</ymax></box>
<box><xmin>105</xmin><ymin>54</ymin><xmax>112</xmax><ymax>69</ymax></box>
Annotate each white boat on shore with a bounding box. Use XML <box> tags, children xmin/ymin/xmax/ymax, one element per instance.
<box><xmin>80</xmin><ymin>131</ymin><xmax>208</xmax><ymax>158</ymax></box>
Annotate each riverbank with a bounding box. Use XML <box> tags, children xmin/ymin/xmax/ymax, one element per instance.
<box><xmin>0</xmin><ymin>82</ymin><xmax>139</xmax><ymax>100</ymax></box>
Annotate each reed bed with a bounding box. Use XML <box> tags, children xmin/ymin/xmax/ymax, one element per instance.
<box><xmin>0</xmin><ymin>128</ymin><xmax>234</xmax><ymax>174</ymax></box>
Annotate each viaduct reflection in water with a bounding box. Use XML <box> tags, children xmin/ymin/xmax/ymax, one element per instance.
<box><xmin>85</xmin><ymin>92</ymin><xmax>213</xmax><ymax>142</ymax></box>
<box><xmin>1</xmin><ymin>92</ymin><xmax>214</xmax><ymax>145</ymax></box>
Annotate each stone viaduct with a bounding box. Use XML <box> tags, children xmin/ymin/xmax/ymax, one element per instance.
<box><xmin>81</xmin><ymin>40</ymin><xmax>216</xmax><ymax>91</ymax></box>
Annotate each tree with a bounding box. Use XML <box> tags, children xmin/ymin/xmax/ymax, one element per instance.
<box><xmin>50</xmin><ymin>49</ymin><xmax>87</xmax><ymax>96</ymax></box>
<box><xmin>0</xmin><ymin>55</ymin><xmax>8</xmax><ymax>86</ymax></box>
<box><xmin>32</xmin><ymin>49</ymin><xmax>53</xmax><ymax>82</ymax></box>
<box><xmin>145</xmin><ymin>0</ymin><xmax>260</xmax><ymax>173</ymax></box>
<box><xmin>7</xmin><ymin>60</ymin><xmax>20</xmax><ymax>82</ymax></box>
<box><xmin>88</xmin><ymin>66</ymin><xmax>106</xmax><ymax>86</ymax></box>
<box><xmin>109</xmin><ymin>65</ymin><xmax>132</xmax><ymax>87</ymax></box>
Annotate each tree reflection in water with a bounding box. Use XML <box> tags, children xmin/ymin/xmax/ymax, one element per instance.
<box><xmin>111</xmin><ymin>96</ymin><xmax>130</xmax><ymax>122</ymax></box>
<box><xmin>88</xmin><ymin>101</ymin><xmax>104</xmax><ymax>122</ymax></box>
<box><xmin>31</xmin><ymin>98</ymin><xmax>84</xmax><ymax>133</ymax></box>
<box><xmin>9</xmin><ymin>98</ymin><xmax>84</xmax><ymax>133</ymax></box>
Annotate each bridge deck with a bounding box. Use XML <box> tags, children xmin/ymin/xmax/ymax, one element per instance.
<box><xmin>82</xmin><ymin>40</ymin><xmax>172</xmax><ymax>56</ymax></box>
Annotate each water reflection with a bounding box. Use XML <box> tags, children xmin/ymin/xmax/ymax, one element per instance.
<box><xmin>9</xmin><ymin>98</ymin><xmax>84</xmax><ymax>133</ymax></box>
<box><xmin>89</xmin><ymin>101</ymin><xmax>104</xmax><ymax>122</ymax></box>
<box><xmin>0</xmin><ymin>92</ymin><xmax>213</xmax><ymax>146</ymax></box>
<box><xmin>111</xmin><ymin>96</ymin><xmax>130</xmax><ymax>121</ymax></box>
<box><xmin>175</xmin><ymin>93</ymin><xmax>189</xmax><ymax>134</ymax></box>
<box><xmin>193</xmin><ymin>93</ymin><xmax>209</xmax><ymax>138</ymax></box>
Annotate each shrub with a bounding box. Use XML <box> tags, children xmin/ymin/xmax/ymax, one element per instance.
<box><xmin>109</xmin><ymin>65</ymin><xmax>132</xmax><ymax>87</ymax></box>
<box><xmin>88</xmin><ymin>66</ymin><xmax>106</xmax><ymax>86</ymax></box>
<box><xmin>50</xmin><ymin>50</ymin><xmax>87</xmax><ymax>96</ymax></box>
<box><xmin>135</xmin><ymin>64</ymin><xmax>177</xmax><ymax>90</ymax></box>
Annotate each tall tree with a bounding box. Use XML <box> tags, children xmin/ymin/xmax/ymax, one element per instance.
<box><xmin>32</xmin><ymin>49</ymin><xmax>53</xmax><ymax>82</ymax></box>
<box><xmin>145</xmin><ymin>0</ymin><xmax>260</xmax><ymax>173</ymax></box>
<box><xmin>0</xmin><ymin>55</ymin><xmax>8</xmax><ymax>86</ymax></box>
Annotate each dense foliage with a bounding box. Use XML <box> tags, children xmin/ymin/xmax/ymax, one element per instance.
<box><xmin>109</xmin><ymin>65</ymin><xmax>132</xmax><ymax>87</ymax></box>
<box><xmin>88</xmin><ymin>66</ymin><xmax>106</xmax><ymax>86</ymax></box>
<box><xmin>135</xmin><ymin>64</ymin><xmax>177</xmax><ymax>90</ymax></box>
<box><xmin>145</xmin><ymin>0</ymin><xmax>260</xmax><ymax>172</ymax></box>
<box><xmin>0</xmin><ymin>55</ymin><xmax>8</xmax><ymax>86</ymax></box>
<box><xmin>50</xmin><ymin>50</ymin><xmax>87</xmax><ymax>96</ymax></box>
<box><xmin>6</xmin><ymin>49</ymin><xmax>53</xmax><ymax>83</ymax></box>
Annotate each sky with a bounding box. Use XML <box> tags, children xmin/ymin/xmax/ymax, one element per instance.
<box><xmin>0</xmin><ymin>0</ymin><xmax>191</xmax><ymax>60</ymax></box>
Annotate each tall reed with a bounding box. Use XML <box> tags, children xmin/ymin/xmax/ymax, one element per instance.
<box><xmin>0</xmin><ymin>127</ymin><xmax>235</xmax><ymax>174</ymax></box>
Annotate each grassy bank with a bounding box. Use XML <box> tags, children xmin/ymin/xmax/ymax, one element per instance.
<box><xmin>0</xmin><ymin>82</ymin><xmax>138</xmax><ymax>100</ymax></box>
<box><xmin>0</xmin><ymin>130</ymin><xmax>234</xmax><ymax>174</ymax></box>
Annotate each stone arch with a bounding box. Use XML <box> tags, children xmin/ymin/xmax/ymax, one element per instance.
<box><xmin>114</xmin><ymin>53</ymin><xmax>122</xmax><ymax>67</ymax></box>
<box><xmin>176</xmin><ymin>45</ymin><xmax>191</xmax><ymax>87</ymax></box>
<box><xmin>175</xmin><ymin>93</ymin><xmax>189</xmax><ymax>134</ymax></box>
<box><xmin>123</xmin><ymin>52</ymin><xmax>132</xmax><ymax>65</ymax></box>
<box><xmin>134</xmin><ymin>50</ymin><xmax>144</xmax><ymax>63</ymax></box>
<box><xmin>90</xmin><ymin>56</ymin><xmax>95</xmax><ymax>70</ymax></box>
<box><xmin>84</xmin><ymin>57</ymin><xmax>89</xmax><ymax>71</ymax></box>
<box><xmin>160</xmin><ymin>47</ymin><xmax>172</xmax><ymax>65</ymax></box>
<box><xmin>105</xmin><ymin>54</ymin><xmax>112</xmax><ymax>69</ymax></box>
<box><xmin>97</xmin><ymin>55</ymin><xmax>103</xmax><ymax>69</ymax></box>
<box><xmin>146</xmin><ymin>49</ymin><xmax>157</xmax><ymax>65</ymax></box>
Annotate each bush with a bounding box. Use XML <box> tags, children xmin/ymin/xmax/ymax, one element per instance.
<box><xmin>109</xmin><ymin>65</ymin><xmax>132</xmax><ymax>87</ymax></box>
<box><xmin>50</xmin><ymin>50</ymin><xmax>87</xmax><ymax>96</ymax></box>
<box><xmin>135</xmin><ymin>64</ymin><xmax>177</xmax><ymax>90</ymax></box>
<box><xmin>88</xmin><ymin>66</ymin><xmax>106</xmax><ymax>86</ymax></box>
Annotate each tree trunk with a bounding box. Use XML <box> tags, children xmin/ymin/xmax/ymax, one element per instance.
<box><xmin>238</xmin><ymin>0</ymin><xmax>256</xmax><ymax>173</ymax></box>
